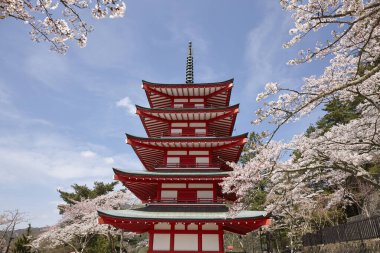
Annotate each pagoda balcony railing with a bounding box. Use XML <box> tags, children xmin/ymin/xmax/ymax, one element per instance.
<box><xmin>161</xmin><ymin>131</ymin><xmax>216</xmax><ymax>137</ymax></box>
<box><xmin>156</xmin><ymin>197</ymin><xmax>224</xmax><ymax>204</ymax></box>
<box><xmin>172</xmin><ymin>103</ymin><xmax>217</xmax><ymax>109</ymax></box>
<box><xmin>155</xmin><ymin>162</ymin><xmax>221</xmax><ymax>169</ymax></box>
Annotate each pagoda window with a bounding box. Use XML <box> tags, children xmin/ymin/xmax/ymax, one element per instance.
<box><xmin>202</xmin><ymin>234</ymin><xmax>220</xmax><ymax>251</ymax></box>
<box><xmin>166</xmin><ymin>156</ymin><xmax>180</xmax><ymax>166</ymax></box>
<box><xmin>154</xmin><ymin>222</ymin><xmax>171</xmax><ymax>230</ymax></box>
<box><xmin>202</xmin><ymin>223</ymin><xmax>218</xmax><ymax>230</ymax></box>
<box><xmin>174</xmin><ymin>98</ymin><xmax>189</xmax><ymax>103</ymax></box>
<box><xmin>162</xmin><ymin>183</ymin><xmax>186</xmax><ymax>188</ymax></box>
<box><xmin>197</xmin><ymin>190</ymin><xmax>213</xmax><ymax>201</ymax></box>
<box><xmin>174</xmin><ymin>234</ymin><xmax>198</xmax><ymax>251</ymax></box>
<box><xmin>167</xmin><ymin>150</ymin><xmax>187</xmax><ymax>155</ymax></box>
<box><xmin>170</xmin><ymin>128</ymin><xmax>182</xmax><ymax>136</ymax></box>
<box><xmin>196</xmin><ymin>156</ymin><xmax>209</xmax><ymax>166</ymax></box>
<box><xmin>189</xmin><ymin>150</ymin><xmax>209</xmax><ymax>155</ymax></box>
<box><xmin>171</xmin><ymin>122</ymin><xmax>188</xmax><ymax>127</ymax></box>
<box><xmin>190</xmin><ymin>98</ymin><xmax>204</xmax><ymax>102</ymax></box>
<box><xmin>188</xmin><ymin>183</ymin><xmax>213</xmax><ymax>188</ymax></box>
<box><xmin>195</xmin><ymin>128</ymin><xmax>206</xmax><ymax>135</ymax></box>
<box><xmin>174</xmin><ymin>223</ymin><xmax>185</xmax><ymax>230</ymax></box>
<box><xmin>187</xmin><ymin>223</ymin><xmax>198</xmax><ymax>230</ymax></box>
<box><xmin>161</xmin><ymin>190</ymin><xmax>177</xmax><ymax>201</ymax></box>
<box><xmin>152</xmin><ymin>234</ymin><xmax>170</xmax><ymax>251</ymax></box>
<box><xmin>190</xmin><ymin>122</ymin><xmax>206</xmax><ymax>127</ymax></box>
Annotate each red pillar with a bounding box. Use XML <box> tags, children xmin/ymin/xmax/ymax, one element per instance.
<box><xmin>218</xmin><ymin>227</ymin><xmax>224</xmax><ymax>253</ymax></box>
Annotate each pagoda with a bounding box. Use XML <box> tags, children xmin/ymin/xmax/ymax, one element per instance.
<box><xmin>98</xmin><ymin>42</ymin><xmax>270</xmax><ymax>253</ymax></box>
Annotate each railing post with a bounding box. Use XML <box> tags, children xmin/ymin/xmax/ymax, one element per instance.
<box><xmin>374</xmin><ymin>216</ymin><xmax>380</xmax><ymax>238</ymax></box>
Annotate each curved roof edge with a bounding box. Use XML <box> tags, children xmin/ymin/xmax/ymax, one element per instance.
<box><xmin>113</xmin><ymin>168</ymin><xmax>230</xmax><ymax>177</ymax></box>
<box><xmin>135</xmin><ymin>104</ymin><xmax>239</xmax><ymax>112</ymax></box>
<box><xmin>98</xmin><ymin>209</ymin><xmax>268</xmax><ymax>221</ymax></box>
<box><xmin>142</xmin><ymin>78</ymin><xmax>234</xmax><ymax>86</ymax></box>
<box><xmin>125</xmin><ymin>132</ymin><xmax>248</xmax><ymax>141</ymax></box>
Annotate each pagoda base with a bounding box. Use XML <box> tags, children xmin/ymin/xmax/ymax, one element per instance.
<box><xmin>148</xmin><ymin>223</ymin><xmax>224</xmax><ymax>253</ymax></box>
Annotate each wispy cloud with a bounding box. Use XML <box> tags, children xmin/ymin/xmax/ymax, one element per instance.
<box><xmin>242</xmin><ymin>2</ymin><xmax>294</xmax><ymax>96</ymax></box>
<box><xmin>116</xmin><ymin>96</ymin><xmax>136</xmax><ymax>115</ymax></box>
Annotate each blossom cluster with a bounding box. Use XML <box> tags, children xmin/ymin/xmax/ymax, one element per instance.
<box><xmin>223</xmin><ymin>0</ymin><xmax>380</xmax><ymax>238</ymax></box>
<box><xmin>32</xmin><ymin>191</ymin><xmax>137</xmax><ymax>251</ymax></box>
<box><xmin>0</xmin><ymin>0</ymin><xmax>126</xmax><ymax>53</ymax></box>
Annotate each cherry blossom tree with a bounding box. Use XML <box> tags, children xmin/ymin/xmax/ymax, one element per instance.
<box><xmin>0</xmin><ymin>0</ymin><xmax>126</xmax><ymax>53</ymax></box>
<box><xmin>222</xmin><ymin>0</ymin><xmax>380</xmax><ymax>246</ymax></box>
<box><xmin>31</xmin><ymin>191</ymin><xmax>137</xmax><ymax>253</ymax></box>
<box><xmin>0</xmin><ymin>210</ymin><xmax>25</xmax><ymax>253</ymax></box>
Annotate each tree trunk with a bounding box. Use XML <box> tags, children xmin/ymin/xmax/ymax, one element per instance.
<box><xmin>5</xmin><ymin>220</ymin><xmax>16</xmax><ymax>253</ymax></box>
<box><xmin>119</xmin><ymin>230</ymin><xmax>124</xmax><ymax>253</ymax></box>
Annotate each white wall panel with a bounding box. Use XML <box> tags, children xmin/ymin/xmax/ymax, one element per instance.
<box><xmin>153</xmin><ymin>234</ymin><xmax>170</xmax><ymax>250</ymax></box>
<box><xmin>167</xmin><ymin>150</ymin><xmax>187</xmax><ymax>155</ymax></box>
<box><xmin>188</xmin><ymin>183</ymin><xmax>213</xmax><ymax>188</ymax></box>
<box><xmin>202</xmin><ymin>234</ymin><xmax>219</xmax><ymax>251</ymax></box>
<box><xmin>161</xmin><ymin>190</ymin><xmax>177</xmax><ymax>198</ymax></box>
<box><xmin>174</xmin><ymin>223</ymin><xmax>185</xmax><ymax>230</ymax></box>
<box><xmin>170</xmin><ymin>129</ymin><xmax>182</xmax><ymax>134</ymax></box>
<box><xmin>162</xmin><ymin>183</ymin><xmax>186</xmax><ymax>188</ymax></box>
<box><xmin>167</xmin><ymin>157</ymin><xmax>180</xmax><ymax>164</ymax></box>
<box><xmin>190</xmin><ymin>98</ymin><xmax>204</xmax><ymax>102</ymax></box>
<box><xmin>189</xmin><ymin>150</ymin><xmax>209</xmax><ymax>155</ymax></box>
<box><xmin>202</xmin><ymin>223</ymin><xmax>218</xmax><ymax>230</ymax></box>
<box><xmin>171</xmin><ymin>122</ymin><xmax>188</xmax><ymax>127</ymax></box>
<box><xmin>174</xmin><ymin>98</ymin><xmax>188</xmax><ymax>102</ymax></box>
<box><xmin>154</xmin><ymin>222</ymin><xmax>171</xmax><ymax>230</ymax></box>
<box><xmin>197</xmin><ymin>190</ymin><xmax>213</xmax><ymax>199</ymax></box>
<box><xmin>174</xmin><ymin>234</ymin><xmax>198</xmax><ymax>251</ymax></box>
<box><xmin>196</xmin><ymin>157</ymin><xmax>209</xmax><ymax>164</ymax></box>
<box><xmin>187</xmin><ymin>223</ymin><xmax>198</xmax><ymax>230</ymax></box>
<box><xmin>190</xmin><ymin>122</ymin><xmax>206</xmax><ymax>127</ymax></box>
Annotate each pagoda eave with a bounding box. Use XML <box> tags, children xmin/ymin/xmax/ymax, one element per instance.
<box><xmin>125</xmin><ymin>134</ymin><xmax>247</xmax><ymax>171</ymax></box>
<box><xmin>98</xmin><ymin>209</ymin><xmax>270</xmax><ymax>235</ymax></box>
<box><xmin>113</xmin><ymin>168</ymin><xmax>230</xmax><ymax>179</ymax></box>
<box><xmin>136</xmin><ymin>104</ymin><xmax>239</xmax><ymax>138</ymax></box>
<box><xmin>142</xmin><ymin>78</ymin><xmax>234</xmax><ymax>88</ymax></box>
<box><xmin>142</xmin><ymin>79</ymin><xmax>234</xmax><ymax>109</ymax></box>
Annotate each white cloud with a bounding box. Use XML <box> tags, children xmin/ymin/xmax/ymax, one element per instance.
<box><xmin>80</xmin><ymin>150</ymin><xmax>97</xmax><ymax>158</ymax></box>
<box><xmin>104</xmin><ymin>157</ymin><xmax>115</xmax><ymax>164</ymax></box>
<box><xmin>116</xmin><ymin>96</ymin><xmax>136</xmax><ymax>115</ymax></box>
<box><xmin>243</xmin><ymin>2</ymin><xmax>294</xmax><ymax>96</ymax></box>
<box><xmin>0</xmin><ymin>131</ymin><xmax>141</xmax><ymax>185</ymax></box>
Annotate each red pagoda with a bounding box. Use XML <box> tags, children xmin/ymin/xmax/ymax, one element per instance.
<box><xmin>98</xmin><ymin>42</ymin><xmax>270</xmax><ymax>252</ymax></box>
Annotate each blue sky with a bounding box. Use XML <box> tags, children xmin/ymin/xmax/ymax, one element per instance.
<box><xmin>0</xmin><ymin>1</ymin><xmax>327</xmax><ymax>228</ymax></box>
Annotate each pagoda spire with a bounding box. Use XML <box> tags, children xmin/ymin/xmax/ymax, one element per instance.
<box><xmin>186</xmin><ymin>41</ymin><xmax>194</xmax><ymax>84</ymax></box>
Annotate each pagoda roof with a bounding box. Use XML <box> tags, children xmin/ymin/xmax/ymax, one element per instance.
<box><xmin>114</xmin><ymin>168</ymin><xmax>230</xmax><ymax>178</ymax></box>
<box><xmin>142</xmin><ymin>79</ymin><xmax>234</xmax><ymax>109</ymax></box>
<box><xmin>98</xmin><ymin>205</ymin><xmax>270</xmax><ymax>234</ymax></box>
<box><xmin>113</xmin><ymin>168</ymin><xmax>236</xmax><ymax>202</ymax></box>
<box><xmin>126</xmin><ymin>134</ymin><xmax>247</xmax><ymax>171</ymax></box>
<box><xmin>136</xmin><ymin>104</ymin><xmax>239</xmax><ymax>137</ymax></box>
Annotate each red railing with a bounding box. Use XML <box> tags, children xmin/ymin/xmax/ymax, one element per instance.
<box><xmin>173</xmin><ymin>103</ymin><xmax>206</xmax><ymax>109</ymax></box>
<box><xmin>161</xmin><ymin>131</ymin><xmax>216</xmax><ymax>137</ymax></box>
<box><xmin>156</xmin><ymin>197</ymin><xmax>224</xmax><ymax>203</ymax></box>
<box><xmin>155</xmin><ymin>162</ymin><xmax>221</xmax><ymax>169</ymax></box>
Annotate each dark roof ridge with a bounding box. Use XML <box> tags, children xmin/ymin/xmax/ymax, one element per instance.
<box><xmin>142</xmin><ymin>78</ymin><xmax>234</xmax><ymax>86</ymax></box>
<box><xmin>125</xmin><ymin>132</ymin><xmax>248</xmax><ymax>141</ymax></box>
<box><xmin>135</xmin><ymin>104</ymin><xmax>239</xmax><ymax>112</ymax></box>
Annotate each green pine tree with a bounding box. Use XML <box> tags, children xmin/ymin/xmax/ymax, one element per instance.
<box><xmin>12</xmin><ymin>224</ymin><xmax>32</xmax><ymax>253</ymax></box>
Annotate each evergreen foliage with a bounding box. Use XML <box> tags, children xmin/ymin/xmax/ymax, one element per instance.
<box><xmin>58</xmin><ymin>181</ymin><xmax>118</xmax><ymax>213</ymax></box>
<box><xmin>12</xmin><ymin>224</ymin><xmax>32</xmax><ymax>253</ymax></box>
